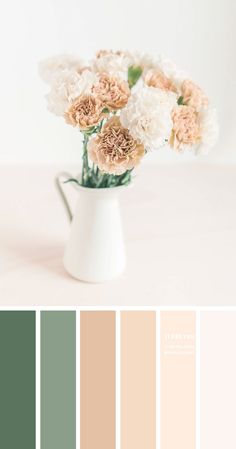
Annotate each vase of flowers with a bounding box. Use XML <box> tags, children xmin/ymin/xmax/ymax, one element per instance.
<box><xmin>40</xmin><ymin>50</ymin><xmax>218</xmax><ymax>282</ymax></box>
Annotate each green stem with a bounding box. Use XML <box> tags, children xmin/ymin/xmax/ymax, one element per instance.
<box><xmin>96</xmin><ymin>171</ymin><xmax>106</xmax><ymax>188</ymax></box>
<box><xmin>82</xmin><ymin>133</ymin><xmax>89</xmax><ymax>186</ymax></box>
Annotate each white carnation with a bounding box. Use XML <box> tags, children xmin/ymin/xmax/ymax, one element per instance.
<box><xmin>39</xmin><ymin>54</ymin><xmax>84</xmax><ymax>85</ymax></box>
<box><xmin>155</xmin><ymin>55</ymin><xmax>187</xmax><ymax>89</ymax></box>
<box><xmin>196</xmin><ymin>108</ymin><xmax>219</xmax><ymax>155</ymax></box>
<box><xmin>120</xmin><ymin>86</ymin><xmax>177</xmax><ymax>149</ymax></box>
<box><xmin>46</xmin><ymin>89</ymin><xmax>69</xmax><ymax>116</ymax></box>
<box><xmin>127</xmin><ymin>51</ymin><xmax>158</xmax><ymax>75</ymax></box>
<box><xmin>92</xmin><ymin>52</ymin><xmax>131</xmax><ymax>78</ymax></box>
<box><xmin>45</xmin><ymin>69</ymin><xmax>98</xmax><ymax>116</ymax></box>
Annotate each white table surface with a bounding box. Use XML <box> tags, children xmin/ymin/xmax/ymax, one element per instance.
<box><xmin>0</xmin><ymin>164</ymin><xmax>236</xmax><ymax>306</ymax></box>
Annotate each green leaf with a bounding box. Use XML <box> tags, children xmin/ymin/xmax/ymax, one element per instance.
<box><xmin>177</xmin><ymin>96</ymin><xmax>185</xmax><ymax>105</ymax></box>
<box><xmin>102</xmin><ymin>107</ymin><xmax>110</xmax><ymax>113</ymax></box>
<box><xmin>83</xmin><ymin>126</ymin><xmax>96</xmax><ymax>136</ymax></box>
<box><xmin>128</xmin><ymin>65</ymin><xmax>143</xmax><ymax>88</ymax></box>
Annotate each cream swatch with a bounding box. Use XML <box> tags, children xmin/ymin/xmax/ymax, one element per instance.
<box><xmin>161</xmin><ymin>311</ymin><xmax>196</xmax><ymax>449</ymax></box>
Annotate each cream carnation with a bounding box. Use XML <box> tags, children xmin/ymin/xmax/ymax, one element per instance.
<box><xmin>127</xmin><ymin>51</ymin><xmax>157</xmax><ymax>75</ymax></box>
<box><xmin>92</xmin><ymin>50</ymin><xmax>131</xmax><ymax>78</ymax></box>
<box><xmin>39</xmin><ymin>54</ymin><xmax>84</xmax><ymax>85</ymax></box>
<box><xmin>120</xmin><ymin>86</ymin><xmax>177</xmax><ymax>149</ymax></box>
<box><xmin>88</xmin><ymin>116</ymin><xmax>145</xmax><ymax>175</ymax></box>
<box><xmin>46</xmin><ymin>89</ymin><xmax>69</xmax><ymax>117</ymax></box>
<box><xmin>45</xmin><ymin>69</ymin><xmax>98</xmax><ymax>116</ymax></box>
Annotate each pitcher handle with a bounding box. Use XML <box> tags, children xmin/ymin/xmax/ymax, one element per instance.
<box><xmin>55</xmin><ymin>172</ymin><xmax>75</xmax><ymax>222</ymax></box>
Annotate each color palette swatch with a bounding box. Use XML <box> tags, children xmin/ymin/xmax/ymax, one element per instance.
<box><xmin>41</xmin><ymin>312</ymin><xmax>76</xmax><ymax>449</ymax></box>
<box><xmin>0</xmin><ymin>312</ymin><xmax>35</xmax><ymax>449</ymax></box>
<box><xmin>0</xmin><ymin>309</ymin><xmax>235</xmax><ymax>448</ymax></box>
<box><xmin>201</xmin><ymin>312</ymin><xmax>236</xmax><ymax>449</ymax></box>
<box><xmin>80</xmin><ymin>312</ymin><xmax>115</xmax><ymax>449</ymax></box>
<box><xmin>121</xmin><ymin>311</ymin><xmax>156</xmax><ymax>449</ymax></box>
<box><xmin>161</xmin><ymin>312</ymin><xmax>196</xmax><ymax>449</ymax></box>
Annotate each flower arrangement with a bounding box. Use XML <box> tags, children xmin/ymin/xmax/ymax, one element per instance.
<box><xmin>40</xmin><ymin>50</ymin><xmax>218</xmax><ymax>188</ymax></box>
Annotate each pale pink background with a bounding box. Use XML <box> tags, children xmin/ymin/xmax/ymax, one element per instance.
<box><xmin>1</xmin><ymin>165</ymin><xmax>236</xmax><ymax>305</ymax></box>
<box><xmin>201</xmin><ymin>312</ymin><xmax>236</xmax><ymax>449</ymax></box>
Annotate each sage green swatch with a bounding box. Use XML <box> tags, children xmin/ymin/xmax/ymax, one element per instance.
<box><xmin>41</xmin><ymin>311</ymin><xmax>76</xmax><ymax>449</ymax></box>
<box><xmin>0</xmin><ymin>311</ymin><xmax>35</xmax><ymax>449</ymax></box>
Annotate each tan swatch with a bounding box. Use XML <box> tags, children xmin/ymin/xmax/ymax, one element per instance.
<box><xmin>121</xmin><ymin>311</ymin><xmax>156</xmax><ymax>449</ymax></box>
<box><xmin>161</xmin><ymin>311</ymin><xmax>196</xmax><ymax>449</ymax></box>
<box><xmin>80</xmin><ymin>311</ymin><xmax>115</xmax><ymax>449</ymax></box>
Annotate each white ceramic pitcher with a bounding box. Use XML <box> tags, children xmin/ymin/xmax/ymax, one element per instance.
<box><xmin>56</xmin><ymin>172</ymin><xmax>126</xmax><ymax>283</ymax></box>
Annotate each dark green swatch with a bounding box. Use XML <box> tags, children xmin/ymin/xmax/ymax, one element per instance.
<box><xmin>0</xmin><ymin>311</ymin><xmax>35</xmax><ymax>449</ymax></box>
<box><xmin>41</xmin><ymin>311</ymin><xmax>76</xmax><ymax>449</ymax></box>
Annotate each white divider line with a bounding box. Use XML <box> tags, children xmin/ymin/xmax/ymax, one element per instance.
<box><xmin>36</xmin><ymin>310</ymin><xmax>40</xmax><ymax>449</ymax></box>
<box><xmin>76</xmin><ymin>309</ymin><xmax>80</xmax><ymax>449</ymax></box>
<box><xmin>1</xmin><ymin>306</ymin><xmax>236</xmax><ymax>312</ymax></box>
<box><xmin>196</xmin><ymin>310</ymin><xmax>201</xmax><ymax>449</ymax></box>
<box><xmin>116</xmin><ymin>310</ymin><xmax>121</xmax><ymax>449</ymax></box>
<box><xmin>156</xmin><ymin>310</ymin><xmax>161</xmax><ymax>449</ymax></box>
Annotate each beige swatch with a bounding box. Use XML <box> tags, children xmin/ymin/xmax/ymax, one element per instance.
<box><xmin>161</xmin><ymin>311</ymin><xmax>196</xmax><ymax>449</ymax></box>
<box><xmin>121</xmin><ymin>311</ymin><xmax>156</xmax><ymax>449</ymax></box>
<box><xmin>80</xmin><ymin>311</ymin><xmax>115</xmax><ymax>449</ymax></box>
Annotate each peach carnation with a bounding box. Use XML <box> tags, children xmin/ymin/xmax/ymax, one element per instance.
<box><xmin>88</xmin><ymin>116</ymin><xmax>145</xmax><ymax>175</ymax></box>
<box><xmin>155</xmin><ymin>55</ymin><xmax>188</xmax><ymax>90</ymax></box>
<box><xmin>170</xmin><ymin>105</ymin><xmax>201</xmax><ymax>150</ymax></box>
<box><xmin>145</xmin><ymin>68</ymin><xmax>177</xmax><ymax>93</ymax></box>
<box><xmin>64</xmin><ymin>95</ymin><xmax>106</xmax><ymax>130</ymax></box>
<box><xmin>96</xmin><ymin>49</ymin><xmax>125</xmax><ymax>59</ymax></box>
<box><xmin>92</xmin><ymin>73</ymin><xmax>130</xmax><ymax>111</ymax></box>
<box><xmin>181</xmin><ymin>79</ymin><xmax>209</xmax><ymax>110</ymax></box>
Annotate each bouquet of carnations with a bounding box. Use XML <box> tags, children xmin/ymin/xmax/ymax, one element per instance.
<box><xmin>40</xmin><ymin>50</ymin><xmax>218</xmax><ymax>188</ymax></box>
